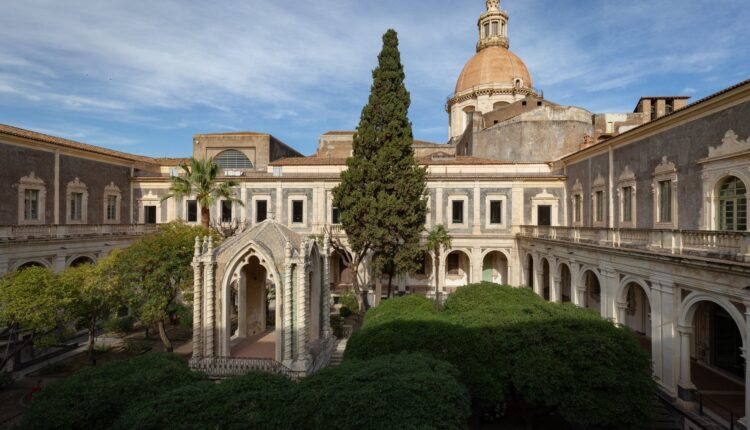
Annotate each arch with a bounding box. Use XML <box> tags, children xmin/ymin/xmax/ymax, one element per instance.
<box><xmin>330</xmin><ymin>249</ymin><xmax>353</xmax><ymax>295</ymax></box>
<box><xmin>68</xmin><ymin>254</ymin><xmax>96</xmax><ymax>268</ymax></box>
<box><xmin>493</xmin><ymin>101</ymin><xmax>510</xmax><ymax>111</ymax></box>
<box><xmin>482</xmin><ymin>250</ymin><xmax>508</xmax><ymax>284</ymax></box>
<box><xmin>12</xmin><ymin>259</ymin><xmax>51</xmax><ymax>271</ymax></box>
<box><xmin>219</xmin><ymin>241</ymin><xmax>281</xmax><ymax>359</ymax></box>
<box><xmin>445</xmin><ymin>249</ymin><xmax>472</xmax><ymax>289</ymax></box>
<box><xmin>541</xmin><ymin>257</ymin><xmax>551</xmax><ymax>301</ymax></box>
<box><xmin>580</xmin><ymin>269</ymin><xmax>601</xmax><ymax>314</ymax></box>
<box><xmin>679</xmin><ymin>293</ymin><xmax>746</xmax><ymax>348</ymax></box>
<box><xmin>617</xmin><ymin>276</ymin><xmax>652</xmax><ymax>306</ymax></box>
<box><xmin>558</xmin><ymin>262</ymin><xmax>572</xmax><ymax>303</ymax></box>
<box><xmin>214</xmin><ymin>149</ymin><xmax>253</xmax><ymax>170</ymax></box>
<box><xmin>618</xmin><ymin>278</ymin><xmax>652</xmax><ymax>338</ymax></box>
<box><xmin>525</xmin><ymin>253</ymin><xmax>534</xmax><ymax>289</ymax></box>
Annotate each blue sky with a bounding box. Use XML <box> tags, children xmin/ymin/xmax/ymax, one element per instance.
<box><xmin>1</xmin><ymin>0</ymin><xmax>748</xmax><ymax>157</ymax></box>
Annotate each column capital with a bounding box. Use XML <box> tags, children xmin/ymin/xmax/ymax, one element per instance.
<box><xmin>616</xmin><ymin>301</ymin><xmax>629</xmax><ymax>310</ymax></box>
<box><xmin>677</xmin><ymin>324</ymin><xmax>693</xmax><ymax>335</ymax></box>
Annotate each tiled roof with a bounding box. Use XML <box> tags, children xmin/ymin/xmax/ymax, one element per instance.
<box><xmin>194</xmin><ymin>131</ymin><xmax>269</xmax><ymax>137</ymax></box>
<box><xmin>154</xmin><ymin>157</ymin><xmax>191</xmax><ymax>166</ymax></box>
<box><xmin>0</xmin><ymin>124</ymin><xmax>156</xmax><ymax>164</ymax></box>
<box><xmin>322</xmin><ymin>131</ymin><xmax>355</xmax><ymax>136</ymax></box>
<box><xmin>270</xmin><ymin>157</ymin><xmax>348</xmax><ymax>166</ymax></box>
<box><xmin>270</xmin><ymin>155</ymin><xmax>517</xmax><ymax>167</ymax></box>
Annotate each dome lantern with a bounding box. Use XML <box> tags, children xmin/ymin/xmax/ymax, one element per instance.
<box><xmin>477</xmin><ymin>0</ymin><xmax>509</xmax><ymax>51</ymax></box>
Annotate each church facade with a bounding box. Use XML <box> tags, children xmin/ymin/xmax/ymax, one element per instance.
<box><xmin>1</xmin><ymin>0</ymin><xmax>749</xmax><ymax>425</ymax></box>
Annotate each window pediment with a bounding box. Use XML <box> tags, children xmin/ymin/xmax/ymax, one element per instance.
<box><xmin>654</xmin><ymin>156</ymin><xmax>677</xmax><ymax>177</ymax></box>
<box><xmin>708</xmin><ymin>130</ymin><xmax>750</xmax><ymax>159</ymax></box>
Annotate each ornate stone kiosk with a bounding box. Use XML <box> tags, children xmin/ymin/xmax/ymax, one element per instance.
<box><xmin>189</xmin><ymin>220</ymin><xmax>335</xmax><ymax>378</ymax></box>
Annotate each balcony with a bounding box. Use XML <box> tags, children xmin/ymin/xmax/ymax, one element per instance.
<box><xmin>0</xmin><ymin>224</ymin><xmax>159</xmax><ymax>241</ymax></box>
<box><xmin>519</xmin><ymin>226</ymin><xmax>750</xmax><ymax>263</ymax></box>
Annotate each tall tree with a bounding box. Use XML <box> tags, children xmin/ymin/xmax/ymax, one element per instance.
<box><xmin>0</xmin><ymin>267</ymin><xmax>67</xmax><ymax>371</ymax></box>
<box><xmin>163</xmin><ymin>157</ymin><xmax>243</xmax><ymax>228</ymax></box>
<box><xmin>59</xmin><ymin>252</ymin><xmax>125</xmax><ymax>365</ymax></box>
<box><xmin>333</xmin><ymin>29</ymin><xmax>427</xmax><ymax>311</ymax></box>
<box><xmin>117</xmin><ymin>221</ymin><xmax>212</xmax><ymax>352</ymax></box>
<box><xmin>426</xmin><ymin>225</ymin><xmax>452</xmax><ymax>304</ymax></box>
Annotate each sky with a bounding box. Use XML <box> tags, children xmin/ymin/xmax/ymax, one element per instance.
<box><xmin>0</xmin><ymin>0</ymin><xmax>748</xmax><ymax>157</ymax></box>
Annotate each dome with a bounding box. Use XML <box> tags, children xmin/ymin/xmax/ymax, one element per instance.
<box><xmin>454</xmin><ymin>46</ymin><xmax>533</xmax><ymax>94</ymax></box>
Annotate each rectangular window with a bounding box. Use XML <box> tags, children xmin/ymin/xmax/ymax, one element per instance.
<box><xmin>70</xmin><ymin>192</ymin><xmax>83</xmax><ymax>221</ymax></box>
<box><xmin>221</xmin><ymin>201</ymin><xmax>232</xmax><ymax>223</ymax></box>
<box><xmin>595</xmin><ymin>191</ymin><xmax>604</xmax><ymax>222</ymax></box>
<box><xmin>491</xmin><ymin>21</ymin><xmax>498</xmax><ymax>36</ymax></box>
<box><xmin>622</xmin><ymin>187</ymin><xmax>633</xmax><ymax>223</ymax></box>
<box><xmin>537</xmin><ymin>205</ymin><xmax>552</xmax><ymax>226</ymax></box>
<box><xmin>187</xmin><ymin>200</ymin><xmax>198</xmax><ymax>223</ymax></box>
<box><xmin>106</xmin><ymin>195</ymin><xmax>118</xmax><ymax>221</ymax></box>
<box><xmin>489</xmin><ymin>200</ymin><xmax>503</xmax><ymax>224</ymax></box>
<box><xmin>483</xmin><ymin>23</ymin><xmax>490</xmax><ymax>37</ymax></box>
<box><xmin>256</xmin><ymin>200</ymin><xmax>268</xmax><ymax>223</ymax></box>
<box><xmin>574</xmin><ymin>195</ymin><xmax>582</xmax><ymax>223</ymax></box>
<box><xmin>24</xmin><ymin>189</ymin><xmax>39</xmax><ymax>220</ymax></box>
<box><xmin>332</xmin><ymin>206</ymin><xmax>340</xmax><ymax>224</ymax></box>
<box><xmin>292</xmin><ymin>200</ymin><xmax>304</xmax><ymax>224</ymax></box>
<box><xmin>452</xmin><ymin>200</ymin><xmax>464</xmax><ymax>224</ymax></box>
<box><xmin>659</xmin><ymin>181</ymin><xmax>672</xmax><ymax>223</ymax></box>
<box><xmin>144</xmin><ymin>206</ymin><xmax>157</xmax><ymax>224</ymax></box>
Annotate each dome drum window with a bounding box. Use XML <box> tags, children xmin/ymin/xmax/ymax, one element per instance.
<box><xmin>215</xmin><ymin>150</ymin><xmax>254</xmax><ymax>170</ymax></box>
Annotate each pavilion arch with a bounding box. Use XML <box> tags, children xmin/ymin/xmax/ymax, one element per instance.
<box><xmin>481</xmin><ymin>249</ymin><xmax>510</xmax><ymax>284</ymax></box>
<box><xmin>617</xmin><ymin>276</ymin><xmax>653</xmax><ymax>338</ymax></box>
<box><xmin>191</xmin><ymin>220</ymin><xmax>335</xmax><ymax>378</ymax></box>
<box><xmin>67</xmin><ymin>254</ymin><xmax>97</xmax><ymax>268</ymax></box>
<box><xmin>579</xmin><ymin>267</ymin><xmax>602</xmax><ymax>314</ymax></box>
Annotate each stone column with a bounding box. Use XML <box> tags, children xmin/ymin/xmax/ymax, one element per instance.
<box><xmin>653</xmin><ymin>277</ymin><xmax>677</xmax><ymax>394</ymax></box>
<box><xmin>677</xmin><ymin>325</ymin><xmax>696</xmax><ymax>402</ymax></box>
<box><xmin>237</xmin><ymin>270</ymin><xmax>247</xmax><ymax>338</ymax></box>
<box><xmin>570</xmin><ymin>264</ymin><xmax>582</xmax><ymax>307</ymax></box>
<box><xmin>0</xmin><ymin>255</ymin><xmax>9</xmax><ymax>278</ymax></box>
<box><xmin>532</xmin><ymin>255</ymin><xmax>543</xmax><ymax>298</ymax></box>
<box><xmin>437</xmin><ymin>249</ymin><xmax>447</xmax><ymax>299</ymax></box>
<box><xmin>551</xmin><ymin>275</ymin><xmax>561</xmax><ymax>303</ymax></box>
<box><xmin>616</xmin><ymin>301</ymin><xmax>628</xmax><ymax>326</ymax></box>
<box><xmin>322</xmin><ymin>234</ymin><xmax>332</xmax><ymax>339</ymax></box>
<box><xmin>471</xmin><ymin>248</ymin><xmax>483</xmax><ymax>284</ymax></box>
<box><xmin>53</xmin><ymin>254</ymin><xmax>67</xmax><ymax>273</ymax></box>
<box><xmin>204</xmin><ymin>236</ymin><xmax>215</xmax><ymax>357</ymax></box>
<box><xmin>282</xmin><ymin>242</ymin><xmax>293</xmax><ymax>363</ymax></box>
<box><xmin>743</xmin><ymin>305</ymin><xmax>750</xmax><ymax>426</ymax></box>
<box><xmin>191</xmin><ymin>237</ymin><xmax>203</xmax><ymax>358</ymax></box>
<box><xmin>600</xmin><ymin>267</ymin><xmax>618</xmax><ymax>320</ymax></box>
<box><xmin>296</xmin><ymin>239</ymin><xmax>310</xmax><ymax>367</ymax></box>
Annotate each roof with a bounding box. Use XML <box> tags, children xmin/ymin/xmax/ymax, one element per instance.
<box><xmin>216</xmin><ymin>220</ymin><xmax>302</xmax><ymax>276</ymax></box>
<box><xmin>565</xmin><ymin>78</ymin><xmax>750</xmax><ymax>161</ymax></box>
<box><xmin>270</xmin><ymin>155</ymin><xmax>519</xmax><ymax>167</ymax></box>
<box><xmin>194</xmin><ymin>131</ymin><xmax>270</xmax><ymax>137</ymax></box>
<box><xmin>455</xmin><ymin>46</ymin><xmax>533</xmax><ymax>94</ymax></box>
<box><xmin>413</xmin><ymin>140</ymin><xmax>444</xmax><ymax>146</ymax></box>
<box><xmin>322</xmin><ymin>131</ymin><xmax>355</xmax><ymax>136</ymax></box>
<box><xmin>637</xmin><ymin>96</ymin><xmax>692</xmax><ymax>101</ymax></box>
<box><xmin>0</xmin><ymin>124</ymin><xmax>156</xmax><ymax>164</ymax></box>
<box><xmin>154</xmin><ymin>157</ymin><xmax>191</xmax><ymax>167</ymax></box>
<box><xmin>270</xmin><ymin>157</ymin><xmax>347</xmax><ymax>166</ymax></box>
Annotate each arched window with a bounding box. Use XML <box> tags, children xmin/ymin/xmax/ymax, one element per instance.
<box><xmin>214</xmin><ymin>150</ymin><xmax>253</xmax><ymax>170</ymax></box>
<box><xmin>719</xmin><ymin>176</ymin><xmax>747</xmax><ymax>231</ymax></box>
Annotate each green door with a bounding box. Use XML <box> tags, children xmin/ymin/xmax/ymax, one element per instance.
<box><xmin>482</xmin><ymin>257</ymin><xmax>493</xmax><ymax>282</ymax></box>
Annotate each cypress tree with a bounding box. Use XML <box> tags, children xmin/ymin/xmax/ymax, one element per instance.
<box><xmin>333</xmin><ymin>29</ymin><xmax>427</xmax><ymax>310</ymax></box>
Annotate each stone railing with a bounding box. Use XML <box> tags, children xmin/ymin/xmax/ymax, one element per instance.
<box><xmin>519</xmin><ymin>226</ymin><xmax>750</xmax><ymax>263</ymax></box>
<box><xmin>0</xmin><ymin>224</ymin><xmax>159</xmax><ymax>241</ymax></box>
<box><xmin>190</xmin><ymin>356</ymin><xmax>301</xmax><ymax>379</ymax></box>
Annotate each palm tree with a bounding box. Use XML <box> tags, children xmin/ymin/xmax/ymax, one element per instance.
<box><xmin>163</xmin><ymin>157</ymin><xmax>243</xmax><ymax>228</ymax></box>
<box><xmin>426</xmin><ymin>224</ymin><xmax>452</xmax><ymax>304</ymax></box>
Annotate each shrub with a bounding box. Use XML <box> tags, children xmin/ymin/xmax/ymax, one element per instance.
<box><xmin>346</xmin><ymin>283</ymin><xmax>654</xmax><ymax>429</ymax></box>
<box><xmin>292</xmin><ymin>353</ymin><xmax>471</xmax><ymax>430</ymax></box>
<box><xmin>114</xmin><ymin>372</ymin><xmax>295</xmax><ymax>430</ymax></box>
<box><xmin>103</xmin><ymin>316</ymin><xmax>135</xmax><ymax>335</ymax></box>
<box><xmin>339</xmin><ymin>291</ymin><xmax>359</xmax><ymax>315</ymax></box>
<box><xmin>21</xmin><ymin>353</ymin><xmax>203</xmax><ymax>429</ymax></box>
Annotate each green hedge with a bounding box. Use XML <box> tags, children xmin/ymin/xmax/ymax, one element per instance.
<box><xmin>345</xmin><ymin>283</ymin><xmax>655</xmax><ymax>429</ymax></box>
<box><xmin>292</xmin><ymin>353</ymin><xmax>471</xmax><ymax>430</ymax></box>
<box><xmin>114</xmin><ymin>372</ymin><xmax>295</xmax><ymax>430</ymax></box>
<box><xmin>21</xmin><ymin>354</ymin><xmax>203</xmax><ymax>430</ymax></box>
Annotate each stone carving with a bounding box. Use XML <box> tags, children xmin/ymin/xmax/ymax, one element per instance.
<box><xmin>619</xmin><ymin>165</ymin><xmax>636</xmax><ymax>182</ymax></box>
<box><xmin>654</xmin><ymin>156</ymin><xmax>677</xmax><ymax>176</ymax></box>
<box><xmin>486</xmin><ymin>0</ymin><xmax>500</xmax><ymax>11</ymax></box>
<box><xmin>708</xmin><ymin>130</ymin><xmax>750</xmax><ymax>158</ymax></box>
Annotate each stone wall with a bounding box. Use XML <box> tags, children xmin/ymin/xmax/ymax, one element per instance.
<box><xmin>59</xmin><ymin>155</ymin><xmax>131</xmax><ymax>225</ymax></box>
<box><xmin>0</xmin><ymin>142</ymin><xmax>55</xmax><ymax>225</ymax></box>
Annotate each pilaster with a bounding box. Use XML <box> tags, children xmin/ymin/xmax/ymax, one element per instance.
<box><xmin>652</xmin><ymin>276</ymin><xmax>677</xmax><ymax>394</ymax></box>
<box><xmin>191</xmin><ymin>237</ymin><xmax>203</xmax><ymax>358</ymax></box>
<box><xmin>282</xmin><ymin>241</ymin><xmax>293</xmax><ymax>363</ymax></box>
<box><xmin>321</xmin><ymin>234</ymin><xmax>332</xmax><ymax>339</ymax></box>
<box><xmin>204</xmin><ymin>236</ymin><xmax>215</xmax><ymax>357</ymax></box>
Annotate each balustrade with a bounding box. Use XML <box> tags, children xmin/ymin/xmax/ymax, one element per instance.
<box><xmin>0</xmin><ymin>224</ymin><xmax>158</xmax><ymax>241</ymax></box>
<box><xmin>520</xmin><ymin>226</ymin><xmax>750</xmax><ymax>263</ymax></box>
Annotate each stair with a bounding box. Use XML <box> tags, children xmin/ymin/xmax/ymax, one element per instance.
<box><xmin>328</xmin><ymin>339</ymin><xmax>347</xmax><ymax>367</ymax></box>
<box><xmin>647</xmin><ymin>396</ymin><xmax>681</xmax><ymax>430</ymax></box>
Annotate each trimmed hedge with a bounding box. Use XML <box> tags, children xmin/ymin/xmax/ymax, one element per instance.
<box><xmin>21</xmin><ymin>354</ymin><xmax>203</xmax><ymax>430</ymax></box>
<box><xmin>293</xmin><ymin>353</ymin><xmax>471</xmax><ymax>430</ymax></box>
<box><xmin>345</xmin><ymin>283</ymin><xmax>655</xmax><ymax>429</ymax></box>
<box><xmin>114</xmin><ymin>372</ymin><xmax>295</xmax><ymax>429</ymax></box>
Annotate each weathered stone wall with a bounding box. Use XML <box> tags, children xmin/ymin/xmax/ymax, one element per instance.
<box><xmin>472</xmin><ymin>105</ymin><xmax>593</xmax><ymax>162</ymax></box>
<box><xmin>0</xmin><ymin>142</ymin><xmax>55</xmax><ymax>225</ymax></box>
<box><xmin>566</xmin><ymin>152</ymin><xmax>609</xmax><ymax>226</ymax></box>
<box><xmin>59</xmin><ymin>155</ymin><xmax>131</xmax><ymax>225</ymax></box>
<box><xmin>566</xmin><ymin>99</ymin><xmax>750</xmax><ymax>230</ymax></box>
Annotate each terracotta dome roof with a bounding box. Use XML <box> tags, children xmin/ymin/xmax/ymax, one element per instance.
<box><xmin>455</xmin><ymin>46</ymin><xmax>532</xmax><ymax>94</ymax></box>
